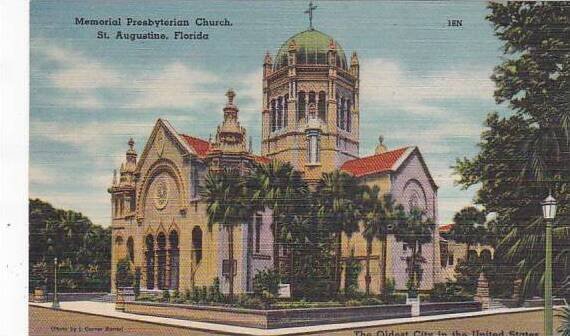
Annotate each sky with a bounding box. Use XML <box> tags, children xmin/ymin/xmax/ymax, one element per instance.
<box><xmin>30</xmin><ymin>0</ymin><xmax>509</xmax><ymax>227</ymax></box>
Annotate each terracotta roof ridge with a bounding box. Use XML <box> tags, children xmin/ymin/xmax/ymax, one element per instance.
<box><xmin>344</xmin><ymin>146</ymin><xmax>412</xmax><ymax>164</ymax></box>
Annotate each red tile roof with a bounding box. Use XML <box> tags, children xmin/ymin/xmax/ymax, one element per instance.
<box><xmin>179</xmin><ymin>133</ymin><xmax>270</xmax><ymax>163</ymax></box>
<box><xmin>179</xmin><ymin>134</ymin><xmax>211</xmax><ymax>158</ymax></box>
<box><xmin>439</xmin><ymin>224</ymin><xmax>454</xmax><ymax>233</ymax></box>
<box><xmin>340</xmin><ymin>147</ymin><xmax>410</xmax><ymax>178</ymax></box>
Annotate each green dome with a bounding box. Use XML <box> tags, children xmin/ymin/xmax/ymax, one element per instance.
<box><xmin>273</xmin><ymin>29</ymin><xmax>348</xmax><ymax>70</ymax></box>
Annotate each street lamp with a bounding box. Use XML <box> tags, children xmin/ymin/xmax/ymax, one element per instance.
<box><xmin>52</xmin><ymin>257</ymin><xmax>59</xmax><ymax>309</ymax></box>
<box><xmin>541</xmin><ymin>193</ymin><xmax>557</xmax><ymax>336</ymax></box>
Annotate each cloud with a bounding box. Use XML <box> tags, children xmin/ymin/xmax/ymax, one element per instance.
<box><xmin>360</xmin><ymin>58</ymin><xmax>494</xmax><ymax>115</ymax></box>
<box><xmin>33</xmin><ymin>40</ymin><xmax>222</xmax><ymax>110</ymax></box>
<box><xmin>125</xmin><ymin>62</ymin><xmax>220</xmax><ymax>109</ymax></box>
<box><xmin>29</xmin><ymin>165</ymin><xmax>56</xmax><ymax>185</ymax></box>
<box><xmin>30</xmin><ymin>119</ymin><xmax>154</xmax><ymax>160</ymax></box>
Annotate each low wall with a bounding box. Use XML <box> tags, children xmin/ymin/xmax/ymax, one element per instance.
<box><xmin>123</xmin><ymin>301</ymin><xmax>412</xmax><ymax>329</ymax></box>
<box><xmin>44</xmin><ymin>292</ymin><xmax>110</xmax><ymax>302</ymax></box>
<box><xmin>420</xmin><ymin>301</ymin><xmax>481</xmax><ymax>316</ymax></box>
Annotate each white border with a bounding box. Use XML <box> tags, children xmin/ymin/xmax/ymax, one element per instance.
<box><xmin>0</xmin><ymin>0</ymin><xmax>29</xmax><ymax>335</ymax></box>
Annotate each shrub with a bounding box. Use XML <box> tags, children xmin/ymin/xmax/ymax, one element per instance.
<box><xmin>253</xmin><ymin>269</ymin><xmax>281</xmax><ymax>300</ymax></box>
<box><xmin>207</xmin><ymin>277</ymin><xmax>224</xmax><ymax>303</ymax></box>
<box><xmin>184</xmin><ymin>288</ymin><xmax>191</xmax><ymax>301</ymax></box>
<box><xmin>360</xmin><ymin>297</ymin><xmax>383</xmax><ymax>306</ymax></box>
<box><xmin>344</xmin><ymin>254</ymin><xmax>362</xmax><ymax>296</ymax></box>
<box><xmin>236</xmin><ymin>295</ymin><xmax>267</xmax><ymax>309</ymax></box>
<box><xmin>345</xmin><ymin>299</ymin><xmax>362</xmax><ymax>306</ymax></box>
<box><xmin>133</xmin><ymin>268</ymin><xmax>141</xmax><ymax>297</ymax></box>
<box><xmin>162</xmin><ymin>289</ymin><xmax>170</xmax><ymax>302</ymax></box>
<box><xmin>115</xmin><ymin>258</ymin><xmax>134</xmax><ymax>288</ymax></box>
<box><xmin>429</xmin><ymin>282</ymin><xmax>473</xmax><ymax>302</ymax></box>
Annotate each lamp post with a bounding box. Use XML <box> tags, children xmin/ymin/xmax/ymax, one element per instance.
<box><xmin>541</xmin><ymin>193</ymin><xmax>557</xmax><ymax>336</ymax></box>
<box><xmin>52</xmin><ymin>257</ymin><xmax>59</xmax><ymax>309</ymax></box>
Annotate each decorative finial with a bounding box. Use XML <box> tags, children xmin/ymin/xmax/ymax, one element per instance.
<box><xmin>226</xmin><ymin>89</ymin><xmax>236</xmax><ymax>106</ymax></box>
<box><xmin>375</xmin><ymin>135</ymin><xmax>388</xmax><ymax>154</ymax></box>
<box><xmin>113</xmin><ymin>169</ymin><xmax>117</xmax><ymax>185</ymax></box>
<box><xmin>208</xmin><ymin>133</ymin><xmax>212</xmax><ymax>143</ymax></box>
<box><xmin>249</xmin><ymin>136</ymin><xmax>253</xmax><ymax>153</ymax></box>
<box><xmin>304</xmin><ymin>1</ymin><xmax>318</xmax><ymax>30</ymax></box>
<box><xmin>128</xmin><ymin>137</ymin><xmax>134</xmax><ymax>150</ymax></box>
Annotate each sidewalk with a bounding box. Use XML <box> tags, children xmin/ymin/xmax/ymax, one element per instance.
<box><xmin>29</xmin><ymin>301</ymin><xmax>558</xmax><ymax>336</ymax></box>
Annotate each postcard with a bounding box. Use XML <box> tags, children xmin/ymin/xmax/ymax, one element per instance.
<box><xmin>23</xmin><ymin>1</ymin><xmax>570</xmax><ymax>335</ymax></box>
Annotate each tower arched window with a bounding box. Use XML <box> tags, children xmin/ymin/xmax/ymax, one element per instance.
<box><xmin>336</xmin><ymin>93</ymin><xmax>341</xmax><ymax>128</ymax></box>
<box><xmin>283</xmin><ymin>94</ymin><xmax>289</xmax><ymax>127</ymax></box>
<box><xmin>277</xmin><ymin>96</ymin><xmax>283</xmax><ymax>130</ymax></box>
<box><xmin>298</xmin><ymin>92</ymin><xmax>306</xmax><ymax>121</ymax></box>
<box><xmin>340</xmin><ymin>98</ymin><xmax>346</xmax><ymax>130</ymax></box>
<box><xmin>308</xmin><ymin>91</ymin><xmax>316</xmax><ymax>107</ymax></box>
<box><xmin>270</xmin><ymin>100</ymin><xmax>276</xmax><ymax>132</ymax></box>
<box><xmin>307</xmin><ymin>132</ymin><xmax>320</xmax><ymax>164</ymax></box>
<box><xmin>345</xmin><ymin>99</ymin><xmax>352</xmax><ymax>132</ymax></box>
<box><xmin>318</xmin><ymin>91</ymin><xmax>326</xmax><ymax>121</ymax></box>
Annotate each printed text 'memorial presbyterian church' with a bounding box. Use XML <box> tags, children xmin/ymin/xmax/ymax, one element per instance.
<box><xmin>109</xmin><ymin>18</ymin><xmax>447</xmax><ymax>295</ymax></box>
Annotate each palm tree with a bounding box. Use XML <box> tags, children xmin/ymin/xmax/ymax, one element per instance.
<box><xmin>393</xmin><ymin>208</ymin><xmax>435</xmax><ymax>296</ymax></box>
<box><xmin>248</xmin><ymin>161</ymin><xmax>308</xmax><ymax>272</ymax></box>
<box><xmin>315</xmin><ymin>170</ymin><xmax>361</xmax><ymax>293</ymax></box>
<box><xmin>359</xmin><ymin>185</ymin><xmax>386</xmax><ymax>295</ymax></box>
<box><xmin>447</xmin><ymin>206</ymin><xmax>487</xmax><ymax>262</ymax></box>
<box><xmin>558</xmin><ymin>305</ymin><xmax>570</xmax><ymax>336</ymax></box>
<box><xmin>201</xmin><ymin>168</ymin><xmax>250</xmax><ymax>300</ymax></box>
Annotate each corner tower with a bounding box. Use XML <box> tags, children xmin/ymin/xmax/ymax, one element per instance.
<box><xmin>261</xmin><ymin>27</ymin><xmax>360</xmax><ymax>182</ymax></box>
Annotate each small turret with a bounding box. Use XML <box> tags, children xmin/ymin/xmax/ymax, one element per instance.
<box><xmin>213</xmin><ymin>89</ymin><xmax>247</xmax><ymax>153</ymax></box>
<box><xmin>327</xmin><ymin>39</ymin><xmax>337</xmax><ymax>67</ymax></box>
<box><xmin>350</xmin><ymin>52</ymin><xmax>359</xmax><ymax>77</ymax></box>
<box><xmin>375</xmin><ymin>135</ymin><xmax>388</xmax><ymax>154</ymax></box>
<box><xmin>263</xmin><ymin>51</ymin><xmax>273</xmax><ymax>78</ymax></box>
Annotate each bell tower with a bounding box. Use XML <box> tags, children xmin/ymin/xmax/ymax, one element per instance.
<box><xmin>261</xmin><ymin>26</ymin><xmax>360</xmax><ymax>182</ymax></box>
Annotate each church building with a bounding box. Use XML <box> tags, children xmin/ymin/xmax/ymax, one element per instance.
<box><xmin>110</xmin><ymin>17</ymin><xmax>441</xmax><ymax>295</ymax></box>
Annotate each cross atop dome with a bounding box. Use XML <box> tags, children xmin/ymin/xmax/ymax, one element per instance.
<box><xmin>304</xmin><ymin>1</ymin><xmax>318</xmax><ymax>30</ymax></box>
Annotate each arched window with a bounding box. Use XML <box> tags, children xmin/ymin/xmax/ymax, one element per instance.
<box><xmin>480</xmin><ymin>249</ymin><xmax>492</xmax><ymax>264</ymax></box>
<box><xmin>284</xmin><ymin>94</ymin><xmax>289</xmax><ymax>127</ymax></box>
<box><xmin>346</xmin><ymin>99</ymin><xmax>352</xmax><ymax>132</ymax></box>
<box><xmin>145</xmin><ymin>235</ymin><xmax>154</xmax><ymax>289</ymax></box>
<box><xmin>467</xmin><ymin>250</ymin><xmax>478</xmax><ymax>263</ymax></box>
<box><xmin>270</xmin><ymin>100</ymin><xmax>276</xmax><ymax>132</ymax></box>
<box><xmin>336</xmin><ymin>95</ymin><xmax>341</xmax><ymax>128</ymax></box>
<box><xmin>168</xmin><ymin>231</ymin><xmax>179</xmax><ymax>290</ymax></box>
<box><xmin>277</xmin><ymin>96</ymin><xmax>283</xmax><ymax>130</ymax></box>
<box><xmin>127</xmin><ymin>237</ymin><xmax>134</xmax><ymax>263</ymax></box>
<box><xmin>340</xmin><ymin>98</ymin><xmax>346</xmax><ymax>130</ymax></box>
<box><xmin>318</xmin><ymin>91</ymin><xmax>326</xmax><ymax>121</ymax></box>
<box><xmin>298</xmin><ymin>91</ymin><xmax>306</xmax><ymax>121</ymax></box>
<box><xmin>192</xmin><ymin>226</ymin><xmax>203</xmax><ymax>264</ymax></box>
<box><xmin>307</xmin><ymin>134</ymin><xmax>320</xmax><ymax>164</ymax></box>
<box><xmin>156</xmin><ymin>233</ymin><xmax>167</xmax><ymax>289</ymax></box>
<box><xmin>308</xmin><ymin>91</ymin><xmax>316</xmax><ymax>107</ymax></box>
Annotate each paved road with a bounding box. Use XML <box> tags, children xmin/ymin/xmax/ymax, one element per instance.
<box><xmin>29</xmin><ymin>305</ymin><xmax>563</xmax><ymax>336</ymax></box>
